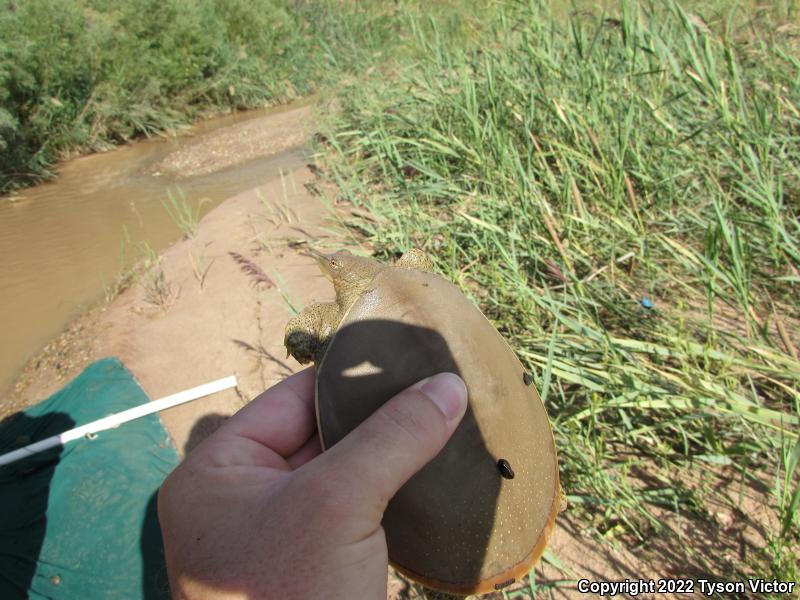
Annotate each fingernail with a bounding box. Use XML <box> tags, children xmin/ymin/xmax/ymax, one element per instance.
<box><xmin>417</xmin><ymin>373</ymin><xmax>468</xmax><ymax>423</ymax></box>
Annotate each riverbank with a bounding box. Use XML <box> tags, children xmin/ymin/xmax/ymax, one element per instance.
<box><xmin>0</xmin><ymin>1</ymin><xmax>483</xmax><ymax>193</ymax></box>
<box><xmin>5</xmin><ymin>164</ymin><xmax>336</xmax><ymax>445</ymax></box>
<box><xmin>0</xmin><ymin>101</ymin><xmax>312</xmax><ymax>396</ymax></box>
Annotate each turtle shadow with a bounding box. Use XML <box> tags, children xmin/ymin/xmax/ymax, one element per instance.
<box><xmin>315</xmin><ymin>318</ymin><xmax>505</xmax><ymax>593</ymax></box>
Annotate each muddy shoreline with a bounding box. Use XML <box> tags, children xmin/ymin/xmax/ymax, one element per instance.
<box><xmin>0</xmin><ymin>102</ymin><xmax>313</xmax><ymax>396</ymax></box>
<box><xmin>2</xmin><ymin>163</ymin><xmax>342</xmax><ymax>442</ymax></box>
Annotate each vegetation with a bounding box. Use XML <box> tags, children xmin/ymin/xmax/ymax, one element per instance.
<box><xmin>161</xmin><ymin>189</ymin><xmax>207</xmax><ymax>239</ymax></box>
<box><xmin>315</xmin><ymin>0</ymin><xmax>800</xmax><ymax>589</ymax></box>
<box><xmin>0</xmin><ymin>0</ymin><xmax>433</xmax><ymax>192</ymax></box>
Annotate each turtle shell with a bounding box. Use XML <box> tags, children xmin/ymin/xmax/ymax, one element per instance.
<box><xmin>315</xmin><ymin>267</ymin><xmax>560</xmax><ymax>595</ymax></box>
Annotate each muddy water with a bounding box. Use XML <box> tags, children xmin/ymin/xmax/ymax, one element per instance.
<box><xmin>0</xmin><ymin>103</ymin><xmax>310</xmax><ymax>395</ymax></box>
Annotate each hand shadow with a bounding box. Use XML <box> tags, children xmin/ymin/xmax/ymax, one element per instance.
<box><xmin>142</xmin><ymin>412</ymin><xmax>229</xmax><ymax>600</ymax></box>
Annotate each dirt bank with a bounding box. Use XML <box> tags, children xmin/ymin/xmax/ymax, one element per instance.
<box><xmin>0</xmin><ymin>101</ymin><xmax>313</xmax><ymax>397</ymax></box>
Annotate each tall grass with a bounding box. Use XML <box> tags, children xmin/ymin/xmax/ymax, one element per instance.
<box><xmin>318</xmin><ymin>0</ymin><xmax>799</xmax><ymax>584</ymax></box>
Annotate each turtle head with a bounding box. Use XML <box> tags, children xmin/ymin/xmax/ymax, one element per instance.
<box><xmin>306</xmin><ymin>249</ymin><xmax>385</xmax><ymax>306</ymax></box>
<box><xmin>284</xmin><ymin>250</ymin><xmax>382</xmax><ymax>366</ymax></box>
<box><xmin>308</xmin><ymin>249</ymin><xmax>357</xmax><ymax>279</ymax></box>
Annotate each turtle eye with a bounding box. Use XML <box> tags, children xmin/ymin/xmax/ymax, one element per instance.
<box><xmin>329</xmin><ymin>258</ymin><xmax>341</xmax><ymax>269</ymax></box>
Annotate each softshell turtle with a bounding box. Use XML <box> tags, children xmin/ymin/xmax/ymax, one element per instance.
<box><xmin>284</xmin><ymin>249</ymin><xmax>560</xmax><ymax>596</ymax></box>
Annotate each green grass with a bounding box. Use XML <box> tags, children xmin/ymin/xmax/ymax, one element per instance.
<box><xmin>1</xmin><ymin>0</ymin><xmax>468</xmax><ymax>193</ymax></box>
<box><xmin>316</xmin><ymin>0</ymin><xmax>800</xmax><ymax>586</ymax></box>
<box><xmin>161</xmin><ymin>188</ymin><xmax>207</xmax><ymax>239</ymax></box>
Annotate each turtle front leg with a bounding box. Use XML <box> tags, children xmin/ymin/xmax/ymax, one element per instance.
<box><xmin>395</xmin><ymin>248</ymin><xmax>434</xmax><ymax>272</ymax></box>
<box><xmin>284</xmin><ymin>302</ymin><xmax>340</xmax><ymax>365</ymax></box>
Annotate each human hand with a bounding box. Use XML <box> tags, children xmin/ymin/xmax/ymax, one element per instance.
<box><xmin>158</xmin><ymin>368</ymin><xmax>468</xmax><ymax>599</ymax></box>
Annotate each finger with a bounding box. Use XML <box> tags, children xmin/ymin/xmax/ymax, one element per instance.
<box><xmin>216</xmin><ymin>367</ymin><xmax>317</xmax><ymax>458</ymax></box>
<box><xmin>313</xmin><ymin>372</ymin><xmax>467</xmax><ymax>527</ymax></box>
<box><xmin>286</xmin><ymin>431</ymin><xmax>322</xmax><ymax>470</ymax></box>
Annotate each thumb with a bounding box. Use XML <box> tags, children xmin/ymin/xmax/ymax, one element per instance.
<box><xmin>315</xmin><ymin>372</ymin><xmax>468</xmax><ymax>528</ymax></box>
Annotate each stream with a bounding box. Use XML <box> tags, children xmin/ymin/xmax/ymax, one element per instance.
<box><xmin>0</xmin><ymin>102</ymin><xmax>310</xmax><ymax>395</ymax></box>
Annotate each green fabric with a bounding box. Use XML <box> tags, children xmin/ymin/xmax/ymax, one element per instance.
<box><xmin>0</xmin><ymin>358</ymin><xmax>180</xmax><ymax>599</ymax></box>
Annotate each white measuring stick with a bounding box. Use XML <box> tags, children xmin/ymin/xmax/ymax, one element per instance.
<box><xmin>0</xmin><ymin>375</ymin><xmax>237</xmax><ymax>467</ymax></box>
